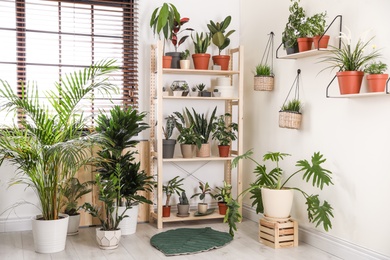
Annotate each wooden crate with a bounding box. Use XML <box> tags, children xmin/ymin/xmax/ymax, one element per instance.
<box><xmin>259</xmin><ymin>218</ymin><xmax>298</xmax><ymax>249</ymax></box>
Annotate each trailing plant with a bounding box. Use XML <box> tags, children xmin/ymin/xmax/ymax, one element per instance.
<box><xmin>183</xmin><ymin>106</ymin><xmax>217</xmax><ymax>144</ymax></box>
<box><xmin>192</xmin><ymin>32</ymin><xmax>211</xmax><ymax>54</ymax></box>
<box><xmin>280</xmin><ymin>99</ymin><xmax>301</xmax><ymax>113</ymax></box>
<box><xmin>163</xmin><ymin>115</ymin><xmax>176</xmax><ymax>140</ymax></box>
<box><xmin>207</xmin><ymin>16</ymin><xmax>236</xmax><ymax>55</ymax></box>
<box><xmin>191</xmin><ymin>182</ymin><xmax>213</xmax><ymax>203</ymax></box>
<box><xmin>255</xmin><ymin>64</ymin><xmax>272</xmax><ymax>76</ymax></box>
<box><xmin>364</xmin><ymin>61</ymin><xmax>388</xmax><ymax>74</ymax></box>
<box><xmin>163</xmin><ymin>176</ymin><xmax>184</xmax><ymax>206</ymax></box>
<box><xmin>0</xmin><ymin>59</ymin><xmax>118</xmax><ymax>220</ymax></box>
<box><xmin>213</xmin><ymin>181</ymin><xmax>232</xmax><ymax>203</ymax></box>
<box><xmin>211</xmin><ymin>113</ymin><xmax>238</xmax><ymax>146</ymax></box>
<box><xmin>224</xmin><ymin>195</ymin><xmax>242</xmax><ymax>237</ymax></box>
<box><xmin>61</xmin><ymin>177</ymin><xmax>94</xmax><ymax>216</ymax></box>
<box><xmin>178</xmin><ymin>191</ymin><xmax>189</xmax><ymax>205</ymax></box>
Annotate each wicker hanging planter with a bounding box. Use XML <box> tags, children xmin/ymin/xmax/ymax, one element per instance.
<box><xmin>254</xmin><ymin>32</ymin><xmax>275</xmax><ymax>91</ymax></box>
<box><xmin>279</xmin><ymin>69</ymin><xmax>303</xmax><ymax>130</ymax></box>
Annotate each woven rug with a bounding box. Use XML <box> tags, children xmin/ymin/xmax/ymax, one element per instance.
<box><xmin>150</xmin><ymin>227</ymin><xmax>232</xmax><ymax>256</ymax></box>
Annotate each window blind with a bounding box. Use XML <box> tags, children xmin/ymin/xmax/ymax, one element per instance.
<box><xmin>0</xmin><ymin>0</ymin><xmax>138</xmax><ymax>126</ymax></box>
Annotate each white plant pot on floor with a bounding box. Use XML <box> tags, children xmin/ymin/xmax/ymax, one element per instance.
<box><xmin>96</xmin><ymin>228</ymin><xmax>121</xmax><ymax>250</ymax></box>
<box><xmin>32</xmin><ymin>213</ymin><xmax>69</xmax><ymax>254</ymax></box>
<box><xmin>261</xmin><ymin>188</ymin><xmax>294</xmax><ymax>220</ymax></box>
<box><xmin>116</xmin><ymin>205</ymin><xmax>139</xmax><ymax>235</ymax></box>
<box><xmin>67</xmin><ymin>213</ymin><xmax>80</xmax><ymax>235</ymax></box>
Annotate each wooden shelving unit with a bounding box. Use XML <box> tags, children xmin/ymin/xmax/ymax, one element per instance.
<box><xmin>149</xmin><ymin>41</ymin><xmax>244</xmax><ymax>228</ymax></box>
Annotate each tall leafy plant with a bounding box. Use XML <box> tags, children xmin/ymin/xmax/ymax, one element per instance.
<box><xmin>0</xmin><ymin>59</ymin><xmax>118</xmax><ymax>220</ymax></box>
<box><xmin>183</xmin><ymin>107</ymin><xmax>217</xmax><ymax>144</ymax></box>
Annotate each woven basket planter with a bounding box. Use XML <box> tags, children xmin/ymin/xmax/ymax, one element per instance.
<box><xmin>279</xmin><ymin>111</ymin><xmax>302</xmax><ymax>129</ymax></box>
<box><xmin>254</xmin><ymin>76</ymin><xmax>274</xmax><ymax>91</ymax></box>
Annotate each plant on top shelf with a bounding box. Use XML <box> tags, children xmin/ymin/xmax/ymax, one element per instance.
<box><xmin>162</xmin><ymin>176</ymin><xmax>184</xmax><ymax>217</ymax></box>
<box><xmin>171</xmin><ymin>18</ymin><xmax>193</xmax><ymax>52</ymax></box>
<box><xmin>180</xmin><ymin>49</ymin><xmax>191</xmax><ymax>69</ymax></box>
<box><xmin>282</xmin><ymin>0</ymin><xmax>305</xmax><ymax>51</ymax></box>
<box><xmin>364</xmin><ymin>61</ymin><xmax>389</xmax><ymax>93</ymax></box>
<box><xmin>310</xmin><ymin>12</ymin><xmax>329</xmax><ymax>49</ymax></box>
<box><xmin>207</xmin><ymin>16</ymin><xmax>235</xmax><ymax>70</ymax></box>
<box><xmin>191</xmin><ymin>32</ymin><xmax>212</xmax><ymax>70</ymax></box>
<box><xmin>211</xmin><ymin>113</ymin><xmax>238</xmax><ymax>157</ymax></box>
<box><xmin>191</xmin><ymin>182</ymin><xmax>213</xmax><ymax>214</ymax></box>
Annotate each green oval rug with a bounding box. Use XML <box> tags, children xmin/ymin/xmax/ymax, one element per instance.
<box><xmin>150</xmin><ymin>227</ymin><xmax>233</xmax><ymax>256</ymax></box>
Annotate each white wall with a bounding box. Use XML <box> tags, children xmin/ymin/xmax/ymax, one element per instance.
<box><xmin>241</xmin><ymin>0</ymin><xmax>390</xmax><ymax>257</ymax></box>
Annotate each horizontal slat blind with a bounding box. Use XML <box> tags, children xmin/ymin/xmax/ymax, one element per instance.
<box><xmin>0</xmin><ymin>0</ymin><xmax>138</xmax><ymax>126</ymax></box>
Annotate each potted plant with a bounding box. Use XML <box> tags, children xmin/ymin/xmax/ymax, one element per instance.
<box><xmin>282</xmin><ymin>0</ymin><xmax>305</xmax><ymax>54</ymax></box>
<box><xmin>189</xmin><ymin>86</ymin><xmax>198</xmax><ymax>97</ymax></box>
<box><xmin>93</xmin><ymin>106</ymin><xmax>153</xmax><ymax>236</ymax></box>
<box><xmin>207</xmin><ymin>16</ymin><xmax>236</xmax><ymax>70</ymax></box>
<box><xmin>279</xmin><ymin>98</ymin><xmax>302</xmax><ymax>129</ymax></box>
<box><xmin>230</xmin><ymin>150</ymin><xmax>334</xmax><ymax>233</ymax></box>
<box><xmin>364</xmin><ymin>61</ymin><xmax>388</xmax><ymax>92</ymax></box>
<box><xmin>191</xmin><ymin>182</ymin><xmax>213</xmax><ymax>214</ymax></box>
<box><xmin>183</xmin><ymin>106</ymin><xmax>217</xmax><ymax>157</ymax></box>
<box><xmin>254</xmin><ymin>64</ymin><xmax>274</xmax><ymax>91</ymax></box>
<box><xmin>177</xmin><ymin>191</ymin><xmax>190</xmax><ymax>217</ymax></box>
<box><xmin>150</xmin><ymin>3</ymin><xmax>180</xmax><ymax>68</ymax></box>
<box><xmin>320</xmin><ymin>34</ymin><xmax>380</xmax><ymax>94</ymax></box>
<box><xmin>191</xmin><ymin>32</ymin><xmax>211</xmax><ymax>70</ymax></box>
<box><xmin>166</xmin><ymin>17</ymin><xmax>193</xmax><ymax>68</ymax></box>
<box><xmin>211</xmin><ymin>113</ymin><xmax>238</xmax><ymax>157</ymax></box>
<box><xmin>213</xmin><ymin>181</ymin><xmax>232</xmax><ymax>215</ymax></box>
<box><xmin>61</xmin><ymin>178</ymin><xmax>94</xmax><ymax>236</ymax></box>
<box><xmin>162</xmin><ymin>115</ymin><xmax>176</xmax><ymax>158</ymax></box>
<box><xmin>162</xmin><ymin>176</ymin><xmax>184</xmax><ymax>217</ymax></box>
<box><xmin>296</xmin><ymin>15</ymin><xmax>314</xmax><ymax>52</ymax></box>
<box><xmin>310</xmin><ymin>11</ymin><xmax>329</xmax><ymax>49</ymax></box>
<box><xmin>173</xmin><ymin>111</ymin><xmax>202</xmax><ymax>158</ymax></box>
<box><xmin>213</xmin><ymin>88</ymin><xmax>221</xmax><ymax>97</ymax></box>
<box><xmin>180</xmin><ymin>49</ymin><xmax>191</xmax><ymax>69</ymax></box>
<box><xmin>0</xmin><ymin>60</ymin><xmax>117</xmax><ymax>253</ymax></box>
<box><xmin>170</xmin><ymin>81</ymin><xmax>184</xmax><ymax>97</ymax></box>
<box><xmin>196</xmin><ymin>83</ymin><xmax>211</xmax><ymax>97</ymax></box>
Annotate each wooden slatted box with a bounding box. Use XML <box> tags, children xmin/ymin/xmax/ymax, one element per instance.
<box><xmin>259</xmin><ymin>218</ymin><xmax>298</xmax><ymax>249</ymax></box>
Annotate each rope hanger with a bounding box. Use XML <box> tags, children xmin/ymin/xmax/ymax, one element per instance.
<box><xmin>260</xmin><ymin>31</ymin><xmax>274</xmax><ymax>75</ymax></box>
<box><xmin>282</xmin><ymin>69</ymin><xmax>301</xmax><ymax>107</ymax></box>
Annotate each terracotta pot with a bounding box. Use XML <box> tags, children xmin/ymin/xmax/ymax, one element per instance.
<box><xmin>192</xmin><ymin>53</ymin><xmax>210</xmax><ymax>70</ymax></box>
<box><xmin>261</xmin><ymin>188</ymin><xmax>294</xmax><ymax>219</ymax></box>
<box><xmin>366</xmin><ymin>74</ymin><xmax>388</xmax><ymax>92</ymax></box>
<box><xmin>218</xmin><ymin>145</ymin><xmax>230</xmax><ymax>157</ymax></box>
<box><xmin>337</xmin><ymin>71</ymin><xmax>364</xmax><ymax>94</ymax></box>
<box><xmin>162</xmin><ymin>205</ymin><xmax>171</xmax><ymax>217</ymax></box>
<box><xmin>297</xmin><ymin>37</ymin><xmax>313</xmax><ymax>52</ymax></box>
<box><xmin>196</xmin><ymin>143</ymin><xmax>210</xmax><ymax>157</ymax></box>
<box><xmin>180</xmin><ymin>144</ymin><xmax>195</xmax><ymax>158</ymax></box>
<box><xmin>218</xmin><ymin>202</ymin><xmax>227</xmax><ymax>215</ymax></box>
<box><xmin>96</xmin><ymin>228</ymin><xmax>121</xmax><ymax>250</ymax></box>
<box><xmin>162</xmin><ymin>56</ymin><xmax>172</xmax><ymax>68</ymax></box>
<box><xmin>313</xmin><ymin>35</ymin><xmax>330</xmax><ymax>49</ymax></box>
<box><xmin>212</xmin><ymin>55</ymin><xmax>230</xmax><ymax>70</ymax></box>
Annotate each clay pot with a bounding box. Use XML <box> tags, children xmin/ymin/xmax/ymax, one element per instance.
<box><xmin>196</xmin><ymin>143</ymin><xmax>210</xmax><ymax>157</ymax></box>
<box><xmin>212</xmin><ymin>55</ymin><xmax>230</xmax><ymax>70</ymax></box>
<box><xmin>313</xmin><ymin>35</ymin><xmax>330</xmax><ymax>49</ymax></box>
<box><xmin>366</xmin><ymin>74</ymin><xmax>388</xmax><ymax>92</ymax></box>
<box><xmin>162</xmin><ymin>205</ymin><xmax>171</xmax><ymax>217</ymax></box>
<box><xmin>192</xmin><ymin>53</ymin><xmax>210</xmax><ymax>70</ymax></box>
<box><xmin>162</xmin><ymin>56</ymin><xmax>172</xmax><ymax>68</ymax></box>
<box><xmin>336</xmin><ymin>71</ymin><xmax>364</xmax><ymax>94</ymax></box>
<box><xmin>218</xmin><ymin>202</ymin><xmax>227</xmax><ymax>215</ymax></box>
<box><xmin>180</xmin><ymin>144</ymin><xmax>195</xmax><ymax>158</ymax></box>
<box><xmin>297</xmin><ymin>37</ymin><xmax>313</xmax><ymax>52</ymax></box>
<box><xmin>218</xmin><ymin>145</ymin><xmax>230</xmax><ymax>157</ymax></box>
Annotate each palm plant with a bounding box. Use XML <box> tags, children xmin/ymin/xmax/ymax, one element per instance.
<box><xmin>0</xmin><ymin>59</ymin><xmax>118</xmax><ymax>220</ymax></box>
<box><xmin>163</xmin><ymin>176</ymin><xmax>184</xmax><ymax>206</ymax></box>
<box><xmin>61</xmin><ymin>177</ymin><xmax>94</xmax><ymax>216</ymax></box>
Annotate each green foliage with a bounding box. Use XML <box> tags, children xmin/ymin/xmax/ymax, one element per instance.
<box><xmin>364</xmin><ymin>61</ymin><xmax>388</xmax><ymax>74</ymax></box>
<box><xmin>191</xmin><ymin>182</ymin><xmax>213</xmax><ymax>202</ymax></box>
<box><xmin>280</xmin><ymin>99</ymin><xmax>301</xmax><ymax>113</ymax></box>
<box><xmin>178</xmin><ymin>191</ymin><xmax>189</xmax><ymax>205</ymax></box>
<box><xmin>163</xmin><ymin>115</ymin><xmax>176</xmax><ymax>140</ymax></box>
<box><xmin>321</xmin><ymin>36</ymin><xmax>381</xmax><ymax>72</ymax></box>
<box><xmin>310</xmin><ymin>12</ymin><xmax>327</xmax><ymax>36</ymax></box>
<box><xmin>62</xmin><ymin>178</ymin><xmax>94</xmax><ymax>216</ymax></box>
<box><xmin>163</xmin><ymin>176</ymin><xmax>184</xmax><ymax>206</ymax></box>
<box><xmin>213</xmin><ymin>181</ymin><xmax>232</xmax><ymax>203</ymax></box>
<box><xmin>191</xmin><ymin>32</ymin><xmax>211</xmax><ymax>54</ymax></box>
<box><xmin>224</xmin><ymin>196</ymin><xmax>242</xmax><ymax>237</ymax></box>
<box><xmin>196</xmin><ymin>83</ymin><xmax>206</xmax><ymax>92</ymax></box>
<box><xmin>184</xmin><ymin>107</ymin><xmax>217</xmax><ymax>144</ymax></box>
<box><xmin>207</xmin><ymin>16</ymin><xmax>236</xmax><ymax>55</ymax></box>
<box><xmin>211</xmin><ymin>113</ymin><xmax>238</xmax><ymax>146</ymax></box>
<box><xmin>180</xmin><ymin>49</ymin><xmax>190</xmax><ymax>60</ymax></box>
<box><xmin>0</xmin><ymin>59</ymin><xmax>118</xmax><ymax>220</ymax></box>
<box><xmin>150</xmin><ymin>3</ymin><xmax>180</xmax><ymax>41</ymax></box>
<box><xmin>282</xmin><ymin>0</ymin><xmax>305</xmax><ymax>47</ymax></box>
<box><xmin>255</xmin><ymin>64</ymin><xmax>272</xmax><ymax>76</ymax></box>
<box><xmin>174</xmin><ymin>111</ymin><xmax>202</xmax><ymax>149</ymax></box>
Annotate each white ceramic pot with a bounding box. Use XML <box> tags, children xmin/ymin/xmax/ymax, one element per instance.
<box><xmin>96</xmin><ymin>228</ymin><xmax>121</xmax><ymax>250</ymax></box>
<box><xmin>261</xmin><ymin>188</ymin><xmax>294</xmax><ymax>219</ymax></box>
<box><xmin>217</xmin><ymin>86</ymin><xmax>234</xmax><ymax>97</ymax></box>
<box><xmin>216</xmin><ymin>76</ymin><xmax>231</xmax><ymax>86</ymax></box>
<box><xmin>180</xmin><ymin>59</ymin><xmax>190</xmax><ymax>69</ymax></box>
<box><xmin>32</xmin><ymin>213</ymin><xmax>69</xmax><ymax>254</ymax></box>
<box><xmin>116</xmin><ymin>205</ymin><xmax>139</xmax><ymax>235</ymax></box>
<box><xmin>67</xmin><ymin>214</ymin><xmax>80</xmax><ymax>235</ymax></box>
<box><xmin>197</xmin><ymin>203</ymin><xmax>208</xmax><ymax>214</ymax></box>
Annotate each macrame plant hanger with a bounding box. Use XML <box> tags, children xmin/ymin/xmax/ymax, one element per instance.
<box><xmin>254</xmin><ymin>32</ymin><xmax>275</xmax><ymax>91</ymax></box>
<box><xmin>279</xmin><ymin>69</ymin><xmax>303</xmax><ymax>130</ymax></box>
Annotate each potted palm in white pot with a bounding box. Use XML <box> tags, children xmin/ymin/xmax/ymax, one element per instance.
<box><xmin>0</xmin><ymin>60</ymin><xmax>117</xmax><ymax>253</ymax></box>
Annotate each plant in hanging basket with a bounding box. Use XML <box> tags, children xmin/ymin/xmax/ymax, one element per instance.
<box><xmin>254</xmin><ymin>64</ymin><xmax>274</xmax><ymax>91</ymax></box>
<box><xmin>279</xmin><ymin>99</ymin><xmax>302</xmax><ymax>129</ymax></box>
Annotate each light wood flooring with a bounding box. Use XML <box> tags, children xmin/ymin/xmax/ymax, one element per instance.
<box><xmin>0</xmin><ymin>218</ymin><xmax>341</xmax><ymax>259</ymax></box>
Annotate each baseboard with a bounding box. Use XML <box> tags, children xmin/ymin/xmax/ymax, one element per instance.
<box><xmin>0</xmin><ymin>217</ymin><xmax>32</xmax><ymax>232</ymax></box>
<box><xmin>242</xmin><ymin>203</ymin><xmax>389</xmax><ymax>260</ymax></box>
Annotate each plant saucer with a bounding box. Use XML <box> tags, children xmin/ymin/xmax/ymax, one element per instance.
<box><xmin>176</xmin><ymin>213</ymin><xmax>190</xmax><ymax>217</ymax></box>
<box><xmin>194</xmin><ymin>208</ymin><xmax>215</xmax><ymax>216</ymax></box>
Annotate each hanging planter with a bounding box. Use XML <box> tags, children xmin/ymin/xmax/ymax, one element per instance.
<box><xmin>254</xmin><ymin>32</ymin><xmax>275</xmax><ymax>91</ymax></box>
<box><xmin>279</xmin><ymin>69</ymin><xmax>303</xmax><ymax>130</ymax></box>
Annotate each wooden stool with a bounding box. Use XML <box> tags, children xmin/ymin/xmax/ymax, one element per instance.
<box><xmin>259</xmin><ymin>217</ymin><xmax>298</xmax><ymax>249</ymax></box>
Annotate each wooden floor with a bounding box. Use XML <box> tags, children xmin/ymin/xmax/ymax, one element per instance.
<box><xmin>0</xmin><ymin>218</ymin><xmax>341</xmax><ymax>259</ymax></box>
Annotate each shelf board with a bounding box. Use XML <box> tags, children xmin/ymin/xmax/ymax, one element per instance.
<box><xmin>162</xmin><ymin>96</ymin><xmax>238</xmax><ymax>101</ymax></box>
<box><xmin>163</xmin><ymin>156</ymin><xmax>234</xmax><ymax>162</ymax></box>
<box><xmin>160</xmin><ymin>68</ymin><xmax>240</xmax><ymax>75</ymax></box>
<box><xmin>327</xmin><ymin>92</ymin><xmax>390</xmax><ymax>98</ymax></box>
<box><xmin>151</xmin><ymin>210</ymin><xmax>224</xmax><ymax>223</ymax></box>
<box><xmin>277</xmin><ymin>48</ymin><xmax>329</xmax><ymax>59</ymax></box>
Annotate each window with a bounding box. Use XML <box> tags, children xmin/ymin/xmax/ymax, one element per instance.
<box><xmin>0</xmin><ymin>0</ymin><xmax>138</xmax><ymax>126</ymax></box>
